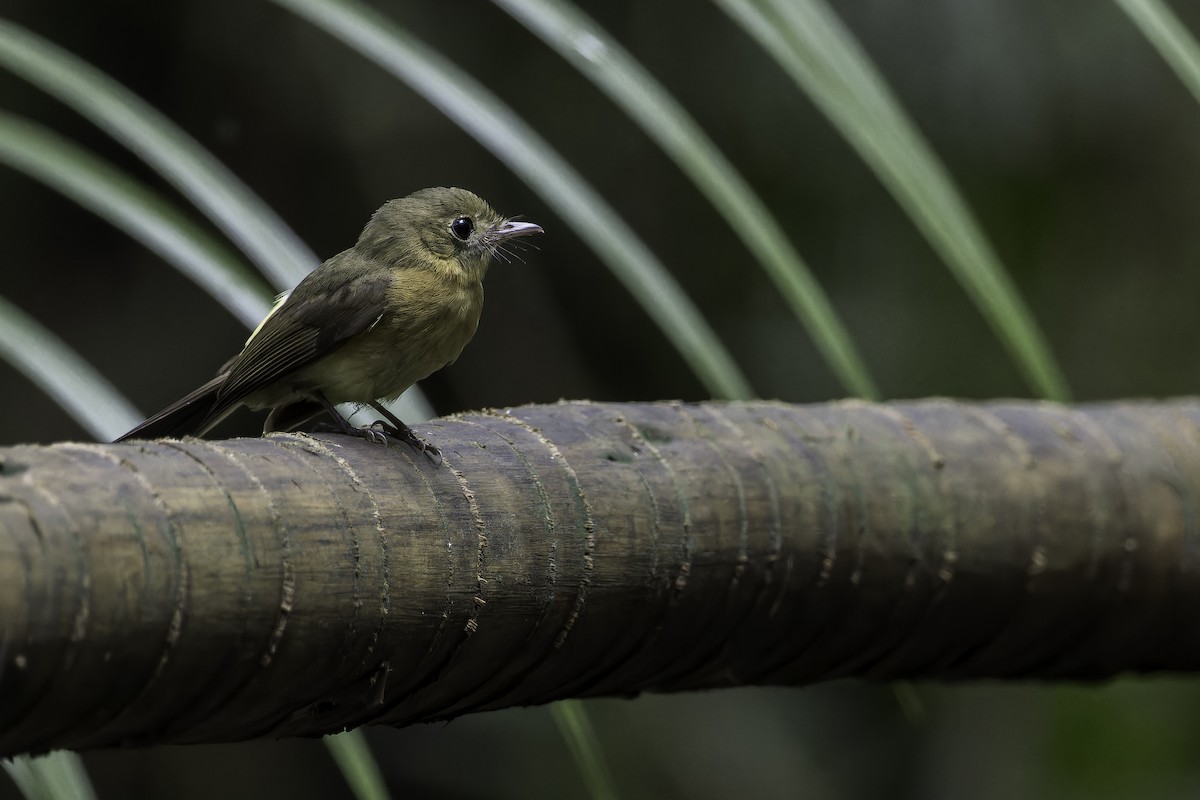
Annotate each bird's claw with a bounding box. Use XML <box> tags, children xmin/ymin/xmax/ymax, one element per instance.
<box><xmin>407</xmin><ymin>436</ymin><xmax>442</xmax><ymax>461</ymax></box>
<box><xmin>310</xmin><ymin>412</ymin><xmax>440</xmax><ymax>463</ymax></box>
<box><xmin>363</xmin><ymin>421</ymin><xmax>391</xmax><ymax>447</ymax></box>
<box><xmin>363</xmin><ymin>419</ymin><xmax>441</xmax><ymax>462</ymax></box>
<box><xmin>385</xmin><ymin>421</ymin><xmax>442</xmax><ymax>462</ymax></box>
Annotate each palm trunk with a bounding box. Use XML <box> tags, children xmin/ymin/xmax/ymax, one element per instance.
<box><xmin>1</xmin><ymin>398</ymin><xmax>1197</xmax><ymax>755</ymax></box>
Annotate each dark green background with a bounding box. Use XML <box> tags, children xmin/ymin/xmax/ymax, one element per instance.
<box><xmin>2</xmin><ymin>1</ymin><xmax>1199</xmax><ymax>798</ymax></box>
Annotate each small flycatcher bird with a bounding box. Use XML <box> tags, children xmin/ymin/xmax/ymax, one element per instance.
<box><xmin>117</xmin><ymin>187</ymin><xmax>542</xmax><ymax>454</ymax></box>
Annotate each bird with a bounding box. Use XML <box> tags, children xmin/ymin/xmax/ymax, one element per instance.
<box><xmin>116</xmin><ymin>186</ymin><xmax>543</xmax><ymax>455</ymax></box>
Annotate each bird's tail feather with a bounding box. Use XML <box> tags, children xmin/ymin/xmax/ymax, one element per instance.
<box><xmin>115</xmin><ymin>374</ymin><xmax>231</xmax><ymax>442</ymax></box>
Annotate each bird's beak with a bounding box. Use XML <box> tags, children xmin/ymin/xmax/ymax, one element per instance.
<box><xmin>491</xmin><ymin>220</ymin><xmax>544</xmax><ymax>241</ymax></box>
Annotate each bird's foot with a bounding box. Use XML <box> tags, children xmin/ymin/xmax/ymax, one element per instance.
<box><xmin>311</xmin><ymin>408</ymin><xmax>440</xmax><ymax>462</ymax></box>
<box><xmin>368</xmin><ymin>419</ymin><xmax>442</xmax><ymax>462</ymax></box>
<box><xmin>314</xmin><ymin>419</ymin><xmax>391</xmax><ymax>446</ymax></box>
<box><xmin>360</xmin><ymin>421</ymin><xmax>392</xmax><ymax>447</ymax></box>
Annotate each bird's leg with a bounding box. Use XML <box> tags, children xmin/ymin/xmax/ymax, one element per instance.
<box><xmin>368</xmin><ymin>401</ymin><xmax>441</xmax><ymax>459</ymax></box>
<box><xmin>310</xmin><ymin>391</ymin><xmax>389</xmax><ymax>446</ymax></box>
<box><xmin>306</xmin><ymin>391</ymin><xmax>439</xmax><ymax>458</ymax></box>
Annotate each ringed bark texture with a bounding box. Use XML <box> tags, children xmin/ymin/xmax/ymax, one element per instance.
<box><xmin>1</xmin><ymin>398</ymin><xmax>1198</xmax><ymax>755</ymax></box>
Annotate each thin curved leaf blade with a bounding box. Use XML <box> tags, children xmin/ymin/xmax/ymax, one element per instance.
<box><xmin>0</xmin><ymin>17</ymin><xmax>317</xmax><ymax>290</ymax></box>
<box><xmin>1115</xmin><ymin>0</ymin><xmax>1200</xmax><ymax>106</ymax></box>
<box><xmin>713</xmin><ymin>0</ymin><xmax>1070</xmax><ymax>400</ymax></box>
<box><xmin>3</xmin><ymin>751</ymin><xmax>97</xmax><ymax>800</ymax></box>
<box><xmin>0</xmin><ymin>113</ymin><xmax>273</xmax><ymax>328</ymax></box>
<box><xmin>492</xmin><ymin>0</ymin><xmax>877</xmax><ymax>398</ymax></box>
<box><xmin>0</xmin><ymin>294</ymin><xmax>140</xmax><ymax>441</ymax></box>
<box><xmin>323</xmin><ymin>731</ymin><xmax>391</xmax><ymax>800</ymax></box>
<box><xmin>271</xmin><ymin>0</ymin><xmax>754</xmax><ymax>401</ymax></box>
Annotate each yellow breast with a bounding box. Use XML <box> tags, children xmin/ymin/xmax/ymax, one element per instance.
<box><xmin>299</xmin><ymin>275</ymin><xmax>484</xmax><ymax>404</ymax></box>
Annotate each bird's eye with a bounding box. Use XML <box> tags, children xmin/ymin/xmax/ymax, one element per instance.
<box><xmin>450</xmin><ymin>216</ymin><xmax>474</xmax><ymax>241</ymax></box>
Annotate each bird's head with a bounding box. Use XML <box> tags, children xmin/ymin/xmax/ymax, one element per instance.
<box><xmin>357</xmin><ymin>187</ymin><xmax>543</xmax><ymax>282</ymax></box>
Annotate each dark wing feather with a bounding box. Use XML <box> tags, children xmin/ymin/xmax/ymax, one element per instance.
<box><xmin>202</xmin><ymin>268</ymin><xmax>393</xmax><ymax>419</ymax></box>
<box><xmin>214</xmin><ymin>325</ymin><xmax>321</xmax><ymax>404</ymax></box>
<box><xmin>117</xmin><ymin>254</ymin><xmax>393</xmax><ymax>442</ymax></box>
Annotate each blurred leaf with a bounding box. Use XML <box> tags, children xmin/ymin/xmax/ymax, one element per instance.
<box><xmin>0</xmin><ymin>19</ymin><xmax>442</xmax><ymax>421</ymax></box>
<box><xmin>549</xmin><ymin>701</ymin><xmax>619</xmax><ymax>800</ymax></box>
<box><xmin>492</xmin><ymin>0</ymin><xmax>877</xmax><ymax>399</ymax></box>
<box><xmin>0</xmin><ymin>112</ymin><xmax>273</xmax><ymax>328</ymax></box>
<box><xmin>0</xmin><ymin>17</ymin><xmax>317</xmax><ymax>289</ymax></box>
<box><xmin>1115</xmin><ymin>0</ymin><xmax>1200</xmax><ymax>105</ymax></box>
<box><xmin>1046</xmin><ymin>682</ymin><xmax>1200</xmax><ymax>799</ymax></box>
<box><xmin>272</xmin><ymin>0</ymin><xmax>754</xmax><ymax>401</ymax></box>
<box><xmin>891</xmin><ymin>682</ymin><xmax>926</xmax><ymax>724</ymax></box>
<box><xmin>0</xmin><ymin>294</ymin><xmax>141</xmax><ymax>440</ymax></box>
<box><xmin>3</xmin><ymin>752</ymin><xmax>96</xmax><ymax>800</ymax></box>
<box><xmin>713</xmin><ymin>0</ymin><xmax>1070</xmax><ymax>401</ymax></box>
<box><xmin>324</xmin><ymin>731</ymin><xmax>391</xmax><ymax>800</ymax></box>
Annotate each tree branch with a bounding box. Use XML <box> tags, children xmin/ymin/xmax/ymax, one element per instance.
<box><xmin>2</xmin><ymin>398</ymin><xmax>1198</xmax><ymax>755</ymax></box>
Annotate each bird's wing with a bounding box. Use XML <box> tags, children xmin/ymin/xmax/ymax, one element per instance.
<box><xmin>117</xmin><ymin>263</ymin><xmax>392</xmax><ymax>441</ymax></box>
<box><xmin>204</xmin><ymin>269</ymin><xmax>393</xmax><ymax>418</ymax></box>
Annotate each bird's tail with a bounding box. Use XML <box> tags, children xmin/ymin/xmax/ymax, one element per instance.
<box><xmin>115</xmin><ymin>374</ymin><xmax>231</xmax><ymax>442</ymax></box>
